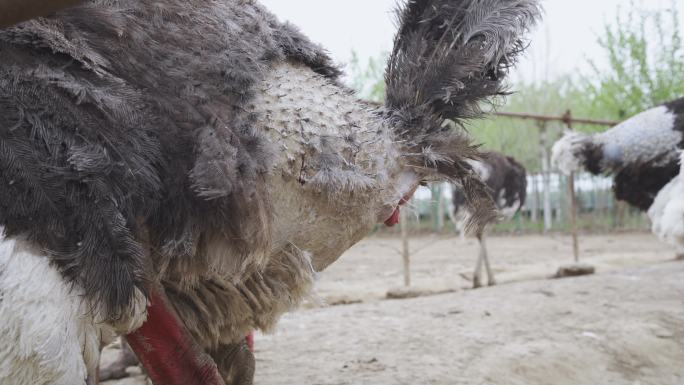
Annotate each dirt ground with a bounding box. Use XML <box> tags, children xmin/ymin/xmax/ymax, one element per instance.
<box><xmin>102</xmin><ymin>232</ymin><xmax>684</xmax><ymax>385</ymax></box>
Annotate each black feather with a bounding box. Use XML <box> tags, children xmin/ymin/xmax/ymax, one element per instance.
<box><xmin>385</xmin><ymin>0</ymin><xmax>540</xmax><ymax>233</ymax></box>
<box><xmin>0</xmin><ymin>0</ymin><xmax>340</xmax><ymax>322</ymax></box>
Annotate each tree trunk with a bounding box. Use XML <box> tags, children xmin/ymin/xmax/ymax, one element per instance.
<box><xmin>531</xmin><ymin>173</ymin><xmax>539</xmax><ymax>223</ymax></box>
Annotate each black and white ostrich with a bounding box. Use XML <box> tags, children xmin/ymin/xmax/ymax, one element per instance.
<box><xmin>450</xmin><ymin>151</ymin><xmax>527</xmax><ymax>288</ymax></box>
<box><xmin>0</xmin><ymin>1</ymin><xmax>540</xmax><ymax>384</ymax></box>
<box><xmin>552</xmin><ymin>97</ymin><xmax>684</xmax><ymax>256</ymax></box>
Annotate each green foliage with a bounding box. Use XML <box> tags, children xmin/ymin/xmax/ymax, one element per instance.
<box><xmin>348</xmin><ymin>50</ymin><xmax>387</xmax><ymax>103</ymax></box>
<box><xmin>466</xmin><ymin>77</ymin><xmax>592</xmax><ymax>172</ymax></box>
<box><xmin>454</xmin><ymin>0</ymin><xmax>684</xmax><ymax>171</ymax></box>
<box><xmin>346</xmin><ymin>1</ymin><xmax>684</xmax><ymax>173</ymax></box>
<box><xmin>582</xmin><ymin>0</ymin><xmax>684</xmax><ymax>120</ymax></box>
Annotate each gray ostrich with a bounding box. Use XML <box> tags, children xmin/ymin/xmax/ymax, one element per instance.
<box><xmin>0</xmin><ymin>1</ymin><xmax>540</xmax><ymax>384</ymax></box>
<box><xmin>451</xmin><ymin>151</ymin><xmax>527</xmax><ymax>288</ymax></box>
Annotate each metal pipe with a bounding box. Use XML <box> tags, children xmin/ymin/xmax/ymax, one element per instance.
<box><xmin>494</xmin><ymin>111</ymin><xmax>619</xmax><ymax>127</ymax></box>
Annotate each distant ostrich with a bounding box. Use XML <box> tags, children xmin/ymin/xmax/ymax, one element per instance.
<box><xmin>552</xmin><ymin>97</ymin><xmax>684</xmax><ymax>256</ymax></box>
<box><xmin>0</xmin><ymin>1</ymin><xmax>540</xmax><ymax>384</ymax></box>
<box><xmin>450</xmin><ymin>151</ymin><xmax>527</xmax><ymax>288</ymax></box>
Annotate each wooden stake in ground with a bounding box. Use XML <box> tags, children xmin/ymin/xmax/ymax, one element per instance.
<box><xmin>564</xmin><ymin>110</ymin><xmax>580</xmax><ymax>263</ymax></box>
<box><xmin>538</xmin><ymin>121</ymin><xmax>553</xmax><ymax>232</ymax></box>
<box><xmin>568</xmin><ymin>171</ymin><xmax>580</xmax><ymax>262</ymax></box>
<box><xmin>400</xmin><ymin>207</ymin><xmax>410</xmax><ymax>287</ymax></box>
<box><xmin>555</xmin><ymin>111</ymin><xmax>594</xmax><ymax>279</ymax></box>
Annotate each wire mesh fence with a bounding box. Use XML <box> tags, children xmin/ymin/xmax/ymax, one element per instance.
<box><xmin>376</xmin><ymin>176</ymin><xmax>648</xmax><ymax>237</ymax></box>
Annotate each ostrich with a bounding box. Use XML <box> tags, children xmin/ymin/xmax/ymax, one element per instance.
<box><xmin>552</xmin><ymin>97</ymin><xmax>684</xmax><ymax>256</ymax></box>
<box><xmin>0</xmin><ymin>1</ymin><xmax>540</xmax><ymax>384</ymax></box>
<box><xmin>450</xmin><ymin>151</ymin><xmax>527</xmax><ymax>288</ymax></box>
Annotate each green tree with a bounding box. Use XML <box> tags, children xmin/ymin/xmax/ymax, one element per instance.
<box><xmin>346</xmin><ymin>1</ymin><xmax>684</xmax><ymax>172</ymax></box>
<box><xmin>582</xmin><ymin>0</ymin><xmax>684</xmax><ymax>120</ymax></box>
<box><xmin>467</xmin><ymin>77</ymin><xmax>592</xmax><ymax>172</ymax></box>
<box><xmin>347</xmin><ymin>50</ymin><xmax>387</xmax><ymax>103</ymax></box>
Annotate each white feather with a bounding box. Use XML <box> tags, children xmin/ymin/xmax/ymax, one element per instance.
<box><xmin>597</xmin><ymin>105</ymin><xmax>680</xmax><ymax>167</ymax></box>
<box><xmin>0</xmin><ymin>233</ymin><xmax>115</xmax><ymax>385</ymax></box>
<box><xmin>552</xmin><ymin>105</ymin><xmax>682</xmax><ymax>175</ymax></box>
<box><xmin>648</xmin><ymin>152</ymin><xmax>684</xmax><ymax>254</ymax></box>
<box><xmin>466</xmin><ymin>159</ymin><xmax>492</xmax><ymax>181</ymax></box>
<box><xmin>551</xmin><ymin>131</ymin><xmax>589</xmax><ymax>175</ymax></box>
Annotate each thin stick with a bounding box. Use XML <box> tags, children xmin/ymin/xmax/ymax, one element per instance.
<box><xmin>569</xmin><ymin>171</ymin><xmax>580</xmax><ymax>262</ymax></box>
<box><xmin>564</xmin><ymin>110</ymin><xmax>580</xmax><ymax>262</ymax></box>
<box><xmin>400</xmin><ymin>208</ymin><xmax>410</xmax><ymax>287</ymax></box>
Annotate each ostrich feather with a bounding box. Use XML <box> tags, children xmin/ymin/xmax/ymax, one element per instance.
<box><xmin>452</xmin><ymin>151</ymin><xmax>527</xmax><ymax>221</ymax></box>
<box><xmin>0</xmin><ymin>0</ymin><xmax>542</xmax><ymax>382</ymax></box>
<box><xmin>552</xmin><ymin>97</ymin><xmax>684</xmax><ymax>210</ymax></box>
<box><xmin>0</xmin><ymin>0</ymin><xmax>341</xmax><ymax>322</ymax></box>
<box><xmin>385</xmin><ymin>0</ymin><xmax>541</xmax><ymax>233</ymax></box>
<box><xmin>649</xmin><ymin>152</ymin><xmax>684</xmax><ymax>254</ymax></box>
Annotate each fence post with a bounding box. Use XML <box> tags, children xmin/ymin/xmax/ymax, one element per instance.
<box><xmin>568</xmin><ymin>172</ymin><xmax>580</xmax><ymax>262</ymax></box>
<box><xmin>400</xmin><ymin>207</ymin><xmax>410</xmax><ymax>287</ymax></box>
<box><xmin>563</xmin><ymin>110</ymin><xmax>580</xmax><ymax>262</ymax></box>
<box><xmin>538</xmin><ymin>121</ymin><xmax>552</xmax><ymax>232</ymax></box>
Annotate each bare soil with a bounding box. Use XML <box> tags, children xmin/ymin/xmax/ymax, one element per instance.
<box><xmin>103</xmin><ymin>232</ymin><xmax>684</xmax><ymax>385</ymax></box>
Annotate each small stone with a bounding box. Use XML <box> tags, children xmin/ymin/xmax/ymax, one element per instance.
<box><xmin>653</xmin><ymin>327</ymin><xmax>674</xmax><ymax>339</ymax></box>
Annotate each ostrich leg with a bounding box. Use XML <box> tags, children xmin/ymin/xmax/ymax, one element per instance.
<box><xmin>473</xmin><ymin>233</ymin><xmax>496</xmax><ymax>288</ymax></box>
<box><xmin>480</xmin><ymin>234</ymin><xmax>497</xmax><ymax>286</ymax></box>
<box><xmin>211</xmin><ymin>341</ymin><xmax>256</xmax><ymax>385</ymax></box>
<box><xmin>126</xmin><ymin>289</ymin><xmax>225</xmax><ymax>385</ymax></box>
<box><xmin>101</xmin><ymin>331</ymin><xmax>255</xmax><ymax>383</ymax></box>
<box><xmin>473</xmin><ymin>234</ymin><xmax>485</xmax><ymax>288</ymax></box>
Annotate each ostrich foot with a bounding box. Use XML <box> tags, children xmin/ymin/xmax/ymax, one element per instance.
<box><xmin>487</xmin><ymin>277</ymin><xmax>497</xmax><ymax>286</ymax></box>
<box><xmin>676</xmin><ymin>254</ymin><xmax>684</xmax><ymax>261</ymax></box>
<box><xmin>212</xmin><ymin>341</ymin><xmax>255</xmax><ymax>385</ymax></box>
<box><xmin>99</xmin><ymin>341</ymin><xmax>139</xmax><ymax>381</ymax></box>
<box><xmin>472</xmin><ymin>276</ymin><xmax>482</xmax><ymax>289</ymax></box>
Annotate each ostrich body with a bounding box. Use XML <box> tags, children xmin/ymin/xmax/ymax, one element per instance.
<box><xmin>552</xmin><ymin>98</ymin><xmax>684</xmax><ymax>254</ymax></box>
<box><xmin>451</xmin><ymin>151</ymin><xmax>527</xmax><ymax>288</ymax></box>
<box><xmin>0</xmin><ymin>0</ymin><xmax>540</xmax><ymax>384</ymax></box>
<box><xmin>648</xmin><ymin>152</ymin><xmax>684</xmax><ymax>256</ymax></box>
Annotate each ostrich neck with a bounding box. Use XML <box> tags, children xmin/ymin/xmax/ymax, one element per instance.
<box><xmin>253</xmin><ymin>63</ymin><xmax>413</xmax><ymax>271</ymax></box>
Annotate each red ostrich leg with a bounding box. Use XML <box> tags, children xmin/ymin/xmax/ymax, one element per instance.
<box><xmin>103</xmin><ymin>292</ymin><xmax>255</xmax><ymax>384</ymax></box>
<box><xmin>246</xmin><ymin>332</ymin><xmax>255</xmax><ymax>352</ymax></box>
<box><xmin>126</xmin><ymin>289</ymin><xmax>225</xmax><ymax>385</ymax></box>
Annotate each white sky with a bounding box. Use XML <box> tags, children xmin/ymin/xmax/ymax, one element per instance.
<box><xmin>260</xmin><ymin>0</ymin><xmax>684</xmax><ymax>84</ymax></box>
